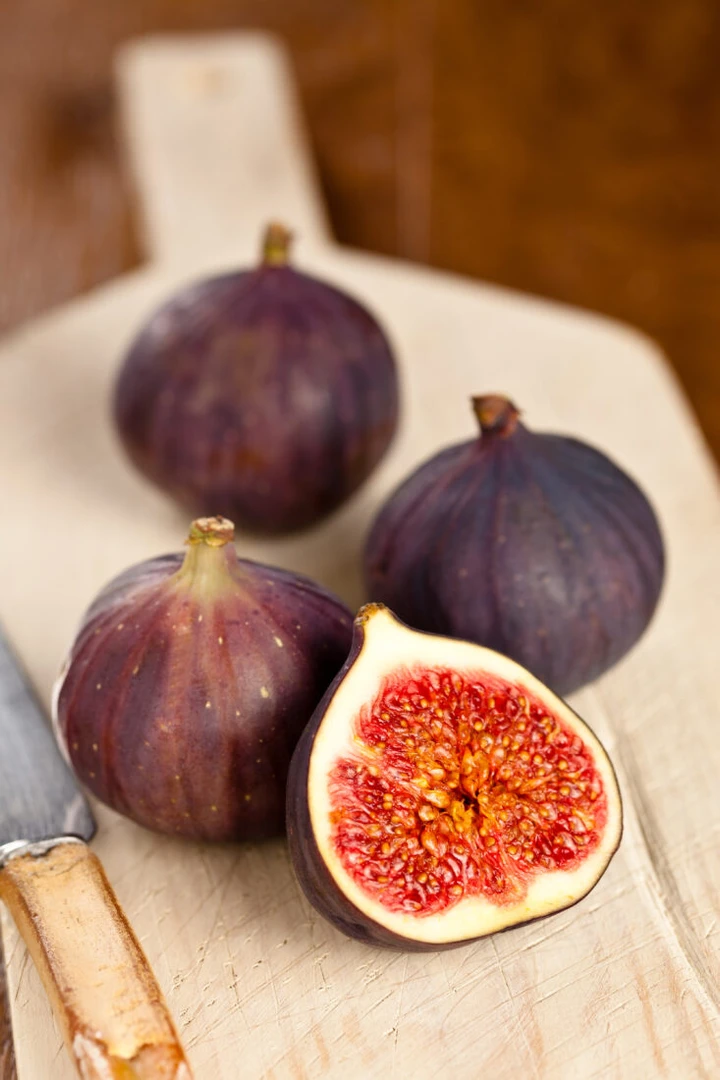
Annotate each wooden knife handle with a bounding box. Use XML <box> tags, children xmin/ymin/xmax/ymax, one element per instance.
<box><xmin>0</xmin><ymin>841</ymin><xmax>192</xmax><ymax>1080</ymax></box>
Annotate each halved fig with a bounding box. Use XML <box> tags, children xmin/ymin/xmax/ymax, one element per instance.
<box><xmin>287</xmin><ymin>605</ymin><xmax>622</xmax><ymax>949</ymax></box>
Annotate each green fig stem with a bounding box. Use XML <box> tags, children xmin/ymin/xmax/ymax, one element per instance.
<box><xmin>472</xmin><ymin>395</ymin><xmax>520</xmax><ymax>438</ymax></box>
<box><xmin>262</xmin><ymin>222</ymin><xmax>293</xmax><ymax>266</ymax></box>
<box><xmin>177</xmin><ymin>517</ymin><xmax>238</xmax><ymax>595</ymax></box>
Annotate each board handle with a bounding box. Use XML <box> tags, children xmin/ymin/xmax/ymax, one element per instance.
<box><xmin>116</xmin><ymin>33</ymin><xmax>331</xmax><ymax>265</ymax></box>
<box><xmin>0</xmin><ymin>842</ymin><xmax>191</xmax><ymax>1080</ymax></box>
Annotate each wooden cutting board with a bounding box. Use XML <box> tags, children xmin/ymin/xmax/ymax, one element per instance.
<box><xmin>1</xmin><ymin>33</ymin><xmax>719</xmax><ymax>1079</ymax></box>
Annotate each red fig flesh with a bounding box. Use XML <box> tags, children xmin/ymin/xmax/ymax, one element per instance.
<box><xmin>287</xmin><ymin>606</ymin><xmax>622</xmax><ymax>949</ymax></box>
<box><xmin>53</xmin><ymin>518</ymin><xmax>353</xmax><ymax>841</ymax></box>
<box><xmin>365</xmin><ymin>396</ymin><xmax>665</xmax><ymax>695</ymax></box>
<box><xmin>113</xmin><ymin>223</ymin><xmax>400</xmax><ymax>535</ymax></box>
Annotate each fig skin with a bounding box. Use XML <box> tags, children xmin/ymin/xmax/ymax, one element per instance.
<box><xmin>364</xmin><ymin>396</ymin><xmax>665</xmax><ymax>696</ymax></box>
<box><xmin>53</xmin><ymin>517</ymin><xmax>353</xmax><ymax>841</ymax></box>
<box><xmin>286</xmin><ymin>605</ymin><xmax>623</xmax><ymax>951</ymax></box>
<box><xmin>113</xmin><ymin>223</ymin><xmax>400</xmax><ymax>535</ymax></box>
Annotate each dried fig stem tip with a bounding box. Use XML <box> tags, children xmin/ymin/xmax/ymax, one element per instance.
<box><xmin>186</xmin><ymin>517</ymin><xmax>235</xmax><ymax>548</ymax></box>
<box><xmin>354</xmin><ymin>602</ymin><xmax>388</xmax><ymax>627</ymax></box>
<box><xmin>471</xmin><ymin>395</ymin><xmax>521</xmax><ymax>437</ymax></box>
<box><xmin>262</xmin><ymin>222</ymin><xmax>293</xmax><ymax>266</ymax></box>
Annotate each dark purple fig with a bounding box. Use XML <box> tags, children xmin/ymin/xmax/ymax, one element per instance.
<box><xmin>113</xmin><ymin>223</ymin><xmax>400</xmax><ymax>535</ymax></box>
<box><xmin>287</xmin><ymin>604</ymin><xmax>622</xmax><ymax>949</ymax></box>
<box><xmin>364</xmin><ymin>395</ymin><xmax>665</xmax><ymax>696</ymax></box>
<box><xmin>53</xmin><ymin>517</ymin><xmax>353</xmax><ymax>841</ymax></box>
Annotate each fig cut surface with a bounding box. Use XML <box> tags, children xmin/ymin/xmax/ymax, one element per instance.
<box><xmin>287</xmin><ymin>605</ymin><xmax>622</xmax><ymax>949</ymax></box>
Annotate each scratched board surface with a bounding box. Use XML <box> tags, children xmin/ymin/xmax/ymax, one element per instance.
<box><xmin>0</xmin><ymin>36</ymin><xmax>718</xmax><ymax>1079</ymax></box>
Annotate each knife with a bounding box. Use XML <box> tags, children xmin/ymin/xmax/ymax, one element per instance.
<box><xmin>0</xmin><ymin>625</ymin><xmax>192</xmax><ymax>1079</ymax></box>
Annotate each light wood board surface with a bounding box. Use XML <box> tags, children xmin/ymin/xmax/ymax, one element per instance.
<box><xmin>0</xmin><ymin>33</ymin><xmax>719</xmax><ymax>1080</ymax></box>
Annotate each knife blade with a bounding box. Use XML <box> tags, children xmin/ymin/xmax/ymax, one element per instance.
<box><xmin>0</xmin><ymin>625</ymin><xmax>94</xmax><ymax>852</ymax></box>
<box><xmin>0</xmin><ymin>625</ymin><xmax>192</xmax><ymax>1079</ymax></box>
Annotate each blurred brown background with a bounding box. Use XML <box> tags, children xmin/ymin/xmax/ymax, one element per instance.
<box><xmin>0</xmin><ymin>0</ymin><xmax>719</xmax><ymax>457</ymax></box>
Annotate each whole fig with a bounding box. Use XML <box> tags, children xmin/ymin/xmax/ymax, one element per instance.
<box><xmin>364</xmin><ymin>396</ymin><xmax>665</xmax><ymax>695</ymax></box>
<box><xmin>53</xmin><ymin>517</ymin><xmax>353</xmax><ymax>840</ymax></box>
<box><xmin>113</xmin><ymin>223</ymin><xmax>400</xmax><ymax>534</ymax></box>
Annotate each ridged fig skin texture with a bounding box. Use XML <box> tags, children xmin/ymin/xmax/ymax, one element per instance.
<box><xmin>53</xmin><ymin>517</ymin><xmax>353</xmax><ymax>841</ymax></box>
<box><xmin>286</xmin><ymin>605</ymin><xmax>623</xmax><ymax>951</ymax></box>
<box><xmin>113</xmin><ymin>223</ymin><xmax>400</xmax><ymax>535</ymax></box>
<box><xmin>364</xmin><ymin>396</ymin><xmax>665</xmax><ymax>696</ymax></box>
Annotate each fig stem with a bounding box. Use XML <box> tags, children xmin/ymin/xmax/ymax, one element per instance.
<box><xmin>186</xmin><ymin>517</ymin><xmax>235</xmax><ymax>548</ymax></box>
<box><xmin>262</xmin><ymin>222</ymin><xmax>293</xmax><ymax>266</ymax></box>
<box><xmin>472</xmin><ymin>395</ymin><xmax>520</xmax><ymax>437</ymax></box>
<box><xmin>177</xmin><ymin>520</ymin><xmax>239</xmax><ymax>595</ymax></box>
<box><xmin>355</xmin><ymin>602</ymin><xmax>389</xmax><ymax>627</ymax></box>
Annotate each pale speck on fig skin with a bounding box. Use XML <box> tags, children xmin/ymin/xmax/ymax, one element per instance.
<box><xmin>218</xmin><ymin>636</ymin><xmax>224</xmax><ymax>645</ymax></box>
<box><xmin>205</xmin><ymin>701</ymin><xmax>212</xmax><ymax>709</ymax></box>
<box><xmin>132</xmin><ymin>665</ymin><xmax>140</xmax><ymax>675</ymax></box>
<box><xmin>92</xmin><ymin>743</ymin><xmax>98</xmax><ymax>752</ymax></box>
<box><xmin>117</xmin><ymin>624</ymin><xmax>124</xmax><ymax>631</ymax></box>
<box><xmin>260</xmin><ymin>686</ymin><xmax>270</xmax><ymax>698</ymax></box>
<box><xmin>96</xmin><ymin>683</ymin><xmax>102</xmax><ymax>690</ymax></box>
<box><xmin>274</xmin><ymin>636</ymin><xmax>284</xmax><ymax>648</ymax></box>
<box><xmin>198</xmin><ymin>615</ymin><xmax>203</xmax><ymax>623</ymax></box>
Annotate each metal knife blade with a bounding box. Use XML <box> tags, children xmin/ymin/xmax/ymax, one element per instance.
<box><xmin>0</xmin><ymin>625</ymin><xmax>94</xmax><ymax>852</ymax></box>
